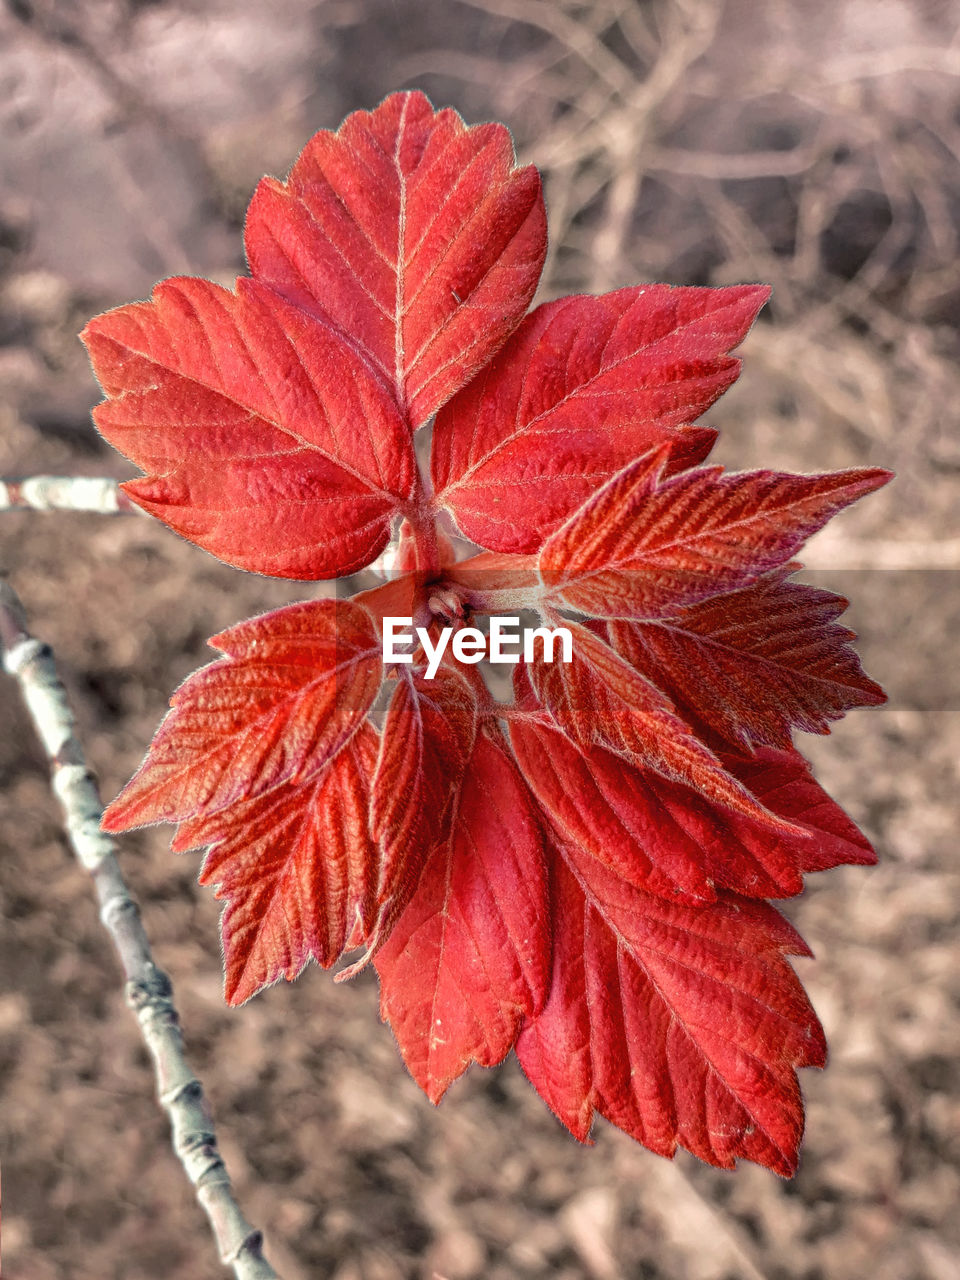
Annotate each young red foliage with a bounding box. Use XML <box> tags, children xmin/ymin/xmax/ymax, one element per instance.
<box><xmin>184</xmin><ymin>725</ymin><xmax>379</xmax><ymax>1004</ymax></box>
<box><xmin>83</xmin><ymin>278</ymin><xmax>416</xmax><ymax>578</ymax></box>
<box><xmin>607</xmin><ymin>567</ymin><xmax>886</xmax><ymax>751</ymax></box>
<box><xmin>375</xmin><ymin>727</ymin><xmax>549</xmax><ymax>1101</ymax></box>
<box><xmin>538</xmin><ymin>448</ymin><xmax>890</xmax><ymax>618</ymax></box>
<box><xmin>430</xmin><ymin>285</ymin><xmax>762</xmax><ymax>551</ymax></box>
<box><xmin>524</xmin><ymin>620</ymin><xmax>803</xmax><ymax>833</ymax></box>
<box><xmin>244</xmin><ymin>91</ymin><xmax>546</xmax><ymax>428</ymax></box>
<box><xmin>371</xmin><ymin>665</ymin><xmax>479</xmax><ymax>937</ymax></box>
<box><xmin>88</xmin><ymin>90</ymin><xmax>891</xmax><ymax>1176</ymax></box>
<box><xmin>515</xmin><ymin>842</ymin><xmax>825</xmax><ymax>1176</ymax></box>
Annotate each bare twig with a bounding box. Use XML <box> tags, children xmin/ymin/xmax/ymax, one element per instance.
<box><xmin>589</xmin><ymin>0</ymin><xmax>721</xmax><ymax>291</ymax></box>
<box><xmin>0</xmin><ymin>580</ymin><xmax>281</xmax><ymax>1280</ymax></box>
<box><xmin>818</xmin><ymin>44</ymin><xmax>960</xmax><ymax>84</ymax></box>
<box><xmin>802</xmin><ymin>534</ymin><xmax>960</xmax><ymax>571</ymax></box>
<box><xmin>0</xmin><ymin>476</ymin><xmax>139</xmax><ymax>514</ymax></box>
<box><xmin>453</xmin><ymin>0</ymin><xmax>638</xmax><ymax>96</ymax></box>
<box><xmin>645</xmin><ymin>144</ymin><xmax>821</xmax><ymax>180</ymax></box>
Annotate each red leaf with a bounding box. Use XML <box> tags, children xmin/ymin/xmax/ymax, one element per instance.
<box><xmin>375</xmin><ymin>728</ymin><xmax>549</xmax><ymax>1102</ymax></box>
<box><xmin>510</xmin><ymin>710</ymin><xmax>718</xmax><ymax>903</ymax></box>
<box><xmin>539</xmin><ymin>451</ymin><xmax>893</xmax><ymax>618</ymax></box>
<box><xmin>609</xmin><ymin>569</ymin><xmax>886</xmax><ymax>750</ymax></box>
<box><xmin>82</xmin><ymin>277</ymin><xmax>415</xmax><ymax>579</ymax></box>
<box><xmin>101</xmin><ymin>599</ymin><xmax>382</xmax><ymax>832</ymax></box>
<box><xmin>510</xmin><ymin>702</ymin><xmax>872</xmax><ymax>902</ymax></box>
<box><xmin>525</xmin><ymin>622</ymin><xmax>796</xmax><ymax>833</ymax></box>
<box><xmin>719</xmin><ymin>746</ymin><xmax>877</xmax><ymax>877</ymax></box>
<box><xmin>372</xmin><ymin>666</ymin><xmax>479</xmax><ymax>927</ymax></box>
<box><xmin>516</xmin><ymin>842</ymin><xmax>824</xmax><ymax>1174</ymax></box>
<box><xmin>85</xmin><ymin>97</ymin><xmax>892</xmax><ymax>1176</ymax></box>
<box><xmin>432</xmin><ymin>284</ymin><xmax>769</xmax><ymax>551</ymax></box>
<box><xmin>175</xmin><ymin>723</ymin><xmax>379</xmax><ymax>1004</ymax></box>
<box><xmin>244</xmin><ymin>90</ymin><xmax>547</xmax><ymax>427</ymax></box>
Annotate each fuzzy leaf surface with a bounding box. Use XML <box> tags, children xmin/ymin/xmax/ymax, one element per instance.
<box><xmin>516</xmin><ymin>842</ymin><xmax>825</xmax><ymax>1175</ymax></box>
<box><xmin>375</xmin><ymin>728</ymin><xmax>549</xmax><ymax>1102</ymax></box>
<box><xmin>245</xmin><ymin>90</ymin><xmax>547</xmax><ymax>427</ymax></box>
<box><xmin>525</xmin><ymin>624</ymin><xmax>794</xmax><ymax>832</ymax></box>
<box><xmin>175</xmin><ymin>724</ymin><xmax>379</xmax><ymax>1004</ymax></box>
<box><xmin>372</xmin><ymin>666</ymin><xmax>479</xmax><ymax>930</ymax></box>
<box><xmin>82</xmin><ymin>278</ymin><xmax>415</xmax><ymax>579</ymax></box>
<box><xmin>85</xmin><ymin>93</ymin><xmax>893</xmax><ymax>1178</ymax></box>
<box><xmin>539</xmin><ymin>451</ymin><xmax>892</xmax><ymax>618</ymax></box>
<box><xmin>609</xmin><ymin>569</ymin><xmax>886</xmax><ymax>750</ymax></box>
<box><xmin>102</xmin><ymin>599</ymin><xmax>382</xmax><ymax>832</ymax></box>
<box><xmin>432</xmin><ymin>284</ymin><xmax>770</xmax><ymax>551</ymax></box>
<box><xmin>510</xmin><ymin>705</ymin><xmax>874</xmax><ymax>902</ymax></box>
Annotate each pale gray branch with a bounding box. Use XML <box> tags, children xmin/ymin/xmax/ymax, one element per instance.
<box><xmin>0</xmin><ymin>476</ymin><xmax>140</xmax><ymax>513</ymax></box>
<box><xmin>0</xmin><ymin>580</ymin><xmax>281</xmax><ymax>1280</ymax></box>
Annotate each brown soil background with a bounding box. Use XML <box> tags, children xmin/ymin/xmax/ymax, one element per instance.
<box><xmin>1</xmin><ymin>1</ymin><xmax>958</xmax><ymax>1277</ymax></box>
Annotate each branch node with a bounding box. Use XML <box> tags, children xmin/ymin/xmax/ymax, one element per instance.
<box><xmin>224</xmin><ymin>1230</ymin><xmax>267</xmax><ymax>1266</ymax></box>
<box><xmin>162</xmin><ymin>1077</ymin><xmax>206</xmax><ymax>1112</ymax></box>
<box><xmin>3</xmin><ymin>635</ymin><xmax>46</xmax><ymax>677</ymax></box>
<box><xmin>125</xmin><ymin>960</ymin><xmax>175</xmax><ymax>1010</ymax></box>
<box><xmin>101</xmin><ymin>889</ymin><xmax>142</xmax><ymax>936</ymax></box>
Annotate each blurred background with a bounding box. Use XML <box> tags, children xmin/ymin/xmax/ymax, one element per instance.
<box><xmin>1</xmin><ymin>1</ymin><xmax>958</xmax><ymax>1277</ymax></box>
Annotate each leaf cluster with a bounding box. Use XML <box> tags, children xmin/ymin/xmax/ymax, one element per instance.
<box><xmin>82</xmin><ymin>91</ymin><xmax>891</xmax><ymax>1175</ymax></box>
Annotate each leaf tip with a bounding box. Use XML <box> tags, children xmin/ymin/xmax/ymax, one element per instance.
<box><xmin>99</xmin><ymin>803</ymin><xmax>127</xmax><ymax>835</ymax></box>
<box><xmin>223</xmin><ymin>959</ymin><xmax>274</xmax><ymax>1008</ymax></box>
<box><xmin>100</xmin><ymin>794</ymin><xmax>141</xmax><ymax>835</ymax></box>
<box><xmin>223</xmin><ymin>979</ymin><xmax>250</xmax><ymax>1008</ymax></box>
<box><xmin>864</xmin><ymin>466</ymin><xmax>896</xmax><ymax>491</ymax></box>
<box><xmin>741</xmin><ymin>281</ymin><xmax>773</xmax><ymax>307</ymax></box>
<box><xmin>117</xmin><ymin>476</ymin><xmax>161</xmax><ymax>515</ymax></box>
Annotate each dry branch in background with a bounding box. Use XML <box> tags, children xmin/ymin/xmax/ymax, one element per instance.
<box><xmin>0</xmin><ymin>476</ymin><xmax>137</xmax><ymax>513</ymax></box>
<box><xmin>1</xmin><ymin>0</ymin><xmax>958</xmax><ymax>1275</ymax></box>
<box><xmin>0</xmin><ymin>579</ymin><xmax>281</xmax><ymax>1280</ymax></box>
<box><xmin>425</xmin><ymin>0</ymin><xmax>959</xmax><ymax>532</ymax></box>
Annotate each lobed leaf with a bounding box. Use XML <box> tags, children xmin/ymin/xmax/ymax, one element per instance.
<box><xmin>539</xmin><ymin>451</ymin><xmax>893</xmax><ymax>618</ymax></box>
<box><xmin>376</xmin><ymin>728</ymin><xmax>550</xmax><ymax>1102</ymax></box>
<box><xmin>245</xmin><ymin>90</ymin><xmax>547</xmax><ymax>427</ymax></box>
<box><xmin>510</xmin><ymin>702</ymin><xmax>874</xmax><ymax>902</ymax></box>
<box><xmin>516</xmin><ymin>842</ymin><xmax>825</xmax><ymax>1175</ymax></box>
<box><xmin>177</xmin><ymin>724</ymin><xmax>380</xmax><ymax>1004</ymax></box>
<box><xmin>432</xmin><ymin>284</ymin><xmax>770</xmax><ymax>551</ymax></box>
<box><xmin>524</xmin><ymin>623</ymin><xmax>797</xmax><ymax>833</ymax></box>
<box><xmin>717</xmin><ymin>746</ymin><xmax>877</xmax><ymax>877</ymax></box>
<box><xmin>82</xmin><ymin>277</ymin><xmax>415</xmax><ymax>579</ymax></box>
<box><xmin>371</xmin><ymin>665</ymin><xmax>479</xmax><ymax>934</ymax></box>
<box><xmin>608</xmin><ymin>568</ymin><xmax>886</xmax><ymax>750</ymax></box>
<box><xmin>86</xmin><ymin>93</ymin><xmax>893</xmax><ymax>1177</ymax></box>
<box><xmin>101</xmin><ymin>599</ymin><xmax>382</xmax><ymax>832</ymax></box>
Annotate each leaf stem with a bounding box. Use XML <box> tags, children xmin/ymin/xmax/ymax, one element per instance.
<box><xmin>396</xmin><ymin>500</ymin><xmax>444</xmax><ymax>577</ymax></box>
